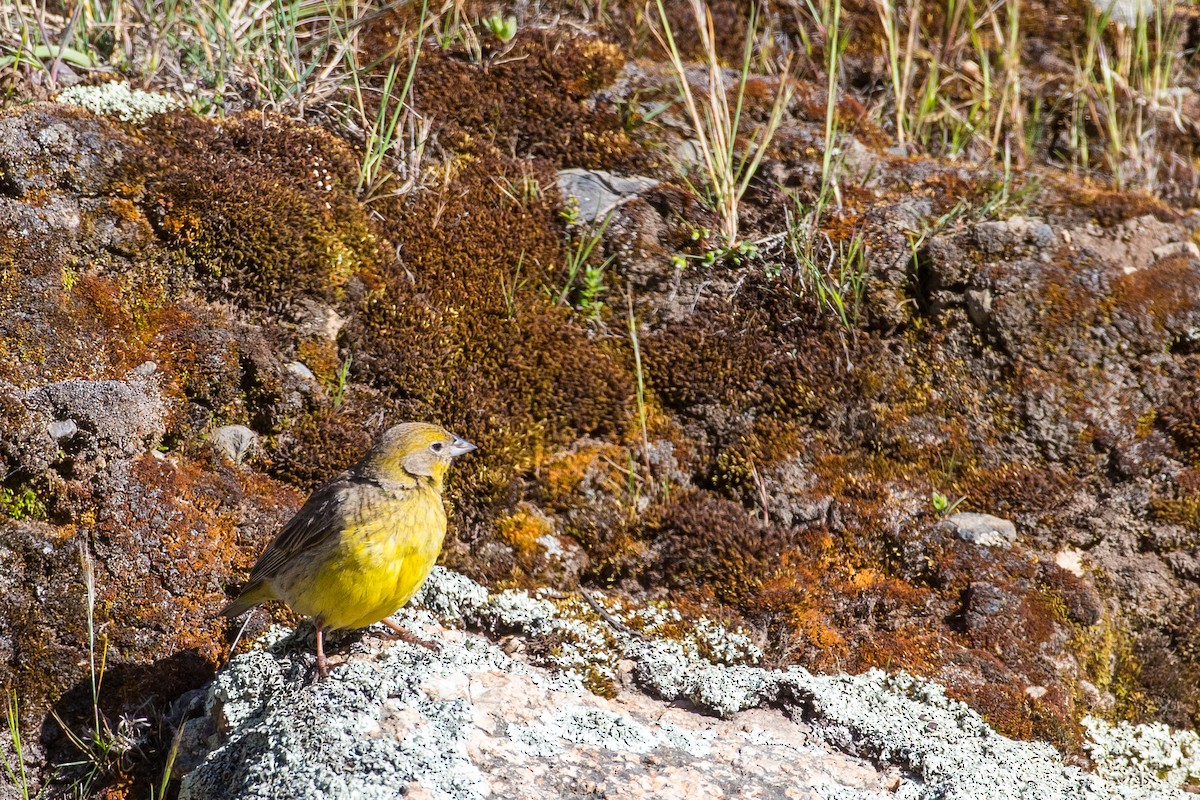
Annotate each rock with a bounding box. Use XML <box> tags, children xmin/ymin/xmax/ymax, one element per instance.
<box><xmin>0</xmin><ymin>104</ymin><xmax>128</xmax><ymax>197</ymax></box>
<box><xmin>944</xmin><ymin>512</ymin><xmax>1018</xmax><ymax>548</ymax></box>
<box><xmin>1041</xmin><ymin>561</ymin><xmax>1104</xmax><ymax>627</ymax></box>
<box><xmin>0</xmin><ymin>381</ymin><xmax>56</xmax><ymax>478</ymax></box>
<box><xmin>972</xmin><ymin>216</ymin><xmax>1052</xmax><ymax>255</ymax></box>
<box><xmin>46</xmin><ymin>419</ymin><xmax>78</xmax><ymax>440</ymax></box>
<box><xmin>1150</xmin><ymin>241</ymin><xmax>1200</xmax><ymax>261</ymax></box>
<box><xmin>965</xmin><ymin>287</ymin><xmax>993</xmax><ymax>329</ymax></box>
<box><xmin>964</xmin><ymin>581</ymin><xmax>1011</xmax><ymax>619</ymax></box>
<box><xmin>286</xmin><ymin>361</ymin><xmax>317</xmax><ymax>383</ymax></box>
<box><xmin>210</xmin><ymin>425</ymin><xmax>256</xmax><ymax>465</ymax></box>
<box><xmin>291</xmin><ymin>298</ymin><xmax>346</xmax><ymax>342</ymax></box>
<box><xmin>25</xmin><ymin>375</ymin><xmax>166</xmax><ymax>457</ymax></box>
<box><xmin>557</xmin><ymin>168</ymin><xmax>658</xmax><ymax>224</ymax></box>
<box><xmin>177</xmin><ymin>570</ymin><xmax>1189</xmax><ymax>800</ymax></box>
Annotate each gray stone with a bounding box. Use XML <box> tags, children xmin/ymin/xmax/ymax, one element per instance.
<box><xmin>945</xmin><ymin>512</ymin><xmax>1018</xmax><ymax>547</ymax></box>
<box><xmin>210</xmin><ymin>425</ymin><xmax>256</xmax><ymax>465</ymax></box>
<box><xmin>557</xmin><ymin>168</ymin><xmax>658</xmax><ymax>224</ymax></box>
<box><xmin>0</xmin><ymin>105</ymin><xmax>127</xmax><ymax>196</ymax></box>
<box><xmin>965</xmin><ymin>288</ymin><xmax>993</xmax><ymax>329</ymax></box>
<box><xmin>46</xmin><ymin>419</ymin><xmax>78</xmax><ymax>440</ymax></box>
<box><xmin>286</xmin><ymin>361</ymin><xmax>317</xmax><ymax>383</ymax></box>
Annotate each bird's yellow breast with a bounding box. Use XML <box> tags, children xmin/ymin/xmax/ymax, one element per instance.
<box><xmin>282</xmin><ymin>486</ymin><xmax>447</xmax><ymax>631</ymax></box>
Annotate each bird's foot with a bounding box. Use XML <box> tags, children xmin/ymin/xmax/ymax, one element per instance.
<box><xmin>311</xmin><ymin>618</ymin><xmax>336</xmax><ymax>681</ymax></box>
<box><xmin>315</xmin><ymin>652</ymin><xmax>332</xmax><ymax>679</ymax></box>
<box><xmin>380</xmin><ymin>618</ymin><xmax>441</xmax><ymax>653</ymax></box>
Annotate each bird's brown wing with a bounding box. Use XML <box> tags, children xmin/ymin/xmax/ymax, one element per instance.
<box><xmin>243</xmin><ymin>473</ymin><xmax>357</xmax><ymax>586</ymax></box>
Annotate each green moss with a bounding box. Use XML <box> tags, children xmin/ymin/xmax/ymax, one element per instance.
<box><xmin>0</xmin><ymin>487</ymin><xmax>45</xmax><ymax>520</ymax></box>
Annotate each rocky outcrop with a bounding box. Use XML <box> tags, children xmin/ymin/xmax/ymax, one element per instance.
<box><xmin>176</xmin><ymin>570</ymin><xmax>1188</xmax><ymax>800</ymax></box>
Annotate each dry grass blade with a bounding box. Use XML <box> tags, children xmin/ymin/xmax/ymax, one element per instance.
<box><xmin>649</xmin><ymin>0</ymin><xmax>793</xmax><ymax>245</ymax></box>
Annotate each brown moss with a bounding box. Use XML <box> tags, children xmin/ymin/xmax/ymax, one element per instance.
<box><xmin>1111</xmin><ymin>254</ymin><xmax>1200</xmax><ymax>353</ymax></box>
<box><xmin>961</xmin><ymin>462</ymin><xmax>1078</xmax><ymax>517</ymax></box>
<box><xmin>267</xmin><ymin>404</ymin><xmax>377</xmax><ymax>492</ymax></box>
<box><xmin>139</xmin><ymin>113</ymin><xmax>384</xmax><ymax>310</ymax></box>
<box><xmin>644</xmin><ymin>321</ymin><xmax>770</xmax><ymax>411</ymax></box>
<box><xmin>647</xmin><ymin>490</ymin><xmax>796</xmax><ymax>605</ymax></box>
<box><xmin>407</xmin><ymin>30</ymin><xmax>647</xmax><ymax>171</ymax></box>
<box><xmin>1066</xmin><ymin>186</ymin><xmax>1180</xmax><ymax>226</ymax></box>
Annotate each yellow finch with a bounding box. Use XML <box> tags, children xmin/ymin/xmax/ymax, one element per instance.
<box><xmin>221</xmin><ymin>422</ymin><xmax>476</xmax><ymax>676</ymax></box>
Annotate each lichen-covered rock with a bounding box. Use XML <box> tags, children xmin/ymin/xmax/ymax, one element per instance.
<box><xmin>0</xmin><ymin>103</ymin><xmax>129</xmax><ymax>196</ymax></box>
<box><xmin>177</xmin><ymin>570</ymin><xmax>1189</xmax><ymax>800</ymax></box>
<box><xmin>26</xmin><ymin>367</ymin><xmax>167</xmax><ymax>458</ymax></box>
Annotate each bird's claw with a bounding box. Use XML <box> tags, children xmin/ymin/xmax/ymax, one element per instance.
<box><xmin>380</xmin><ymin>618</ymin><xmax>441</xmax><ymax>653</ymax></box>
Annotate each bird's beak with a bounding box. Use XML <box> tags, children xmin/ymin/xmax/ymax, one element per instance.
<box><xmin>448</xmin><ymin>435</ymin><xmax>477</xmax><ymax>457</ymax></box>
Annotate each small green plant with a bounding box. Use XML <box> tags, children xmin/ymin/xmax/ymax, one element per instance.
<box><xmin>932</xmin><ymin>491</ymin><xmax>967</xmax><ymax>516</ymax></box>
<box><xmin>332</xmin><ymin>353</ymin><xmax>352</xmax><ymax>409</ymax></box>
<box><xmin>820</xmin><ymin>0</ymin><xmax>847</xmax><ymax>205</ymax></box>
<box><xmin>433</xmin><ymin>0</ymin><xmax>482</xmax><ymax>61</ymax></box>
<box><xmin>480</xmin><ymin>14</ymin><xmax>517</xmax><ymax>43</ymax></box>
<box><xmin>671</xmin><ymin>240</ymin><xmax>759</xmax><ymax>269</ymax></box>
<box><xmin>0</xmin><ymin>487</ymin><xmax>45</xmax><ymax>521</ymax></box>
<box><xmin>500</xmin><ymin>253</ymin><xmax>528</xmax><ymax>321</ymax></box>
<box><xmin>493</xmin><ymin>171</ymin><xmax>542</xmax><ymax>209</ymax></box>
<box><xmin>559</xmin><ymin>196</ymin><xmax>581</xmax><ymax>226</ymax></box>
<box><xmin>579</xmin><ymin>261</ymin><xmax>608</xmax><ymax>320</ymax></box>
<box><xmin>2</xmin><ymin>691</ymin><xmax>48</xmax><ymax>800</ymax></box>
<box><xmin>786</xmin><ymin>199</ymin><xmax>868</xmax><ymax>333</ymax></box>
<box><xmin>559</xmin><ymin>212</ymin><xmax>614</xmax><ymax>309</ymax></box>
<box><xmin>353</xmin><ymin>0</ymin><xmax>430</xmax><ymax>201</ymax></box>
<box><xmin>153</xmin><ymin>718</ymin><xmax>185</xmax><ymax>800</ymax></box>
<box><xmin>870</xmin><ymin>0</ymin><xmax>917</xmax><ymax>146</ymax></box>
<box><xmin>627</xmin><ymin>293</ymin><xmax>651</xmax><ymax>476</ymax></box>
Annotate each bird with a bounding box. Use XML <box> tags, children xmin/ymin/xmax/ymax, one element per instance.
<box><xmin>220</xmin><ymin>422</ymin><xmax>477</xmax><ymax>676</ymax></box>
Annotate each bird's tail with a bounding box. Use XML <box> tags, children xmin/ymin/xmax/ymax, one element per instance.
<box><xmin>218</xmin><ymin>579</ymin><xmax>274</xmax><ymax>618</ymax></box>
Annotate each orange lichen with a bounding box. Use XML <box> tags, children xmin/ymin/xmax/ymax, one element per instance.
<box><xmin>497</xmin><ymin>507</ymin><xmax>555</xmax><ymax>558</ymax></box>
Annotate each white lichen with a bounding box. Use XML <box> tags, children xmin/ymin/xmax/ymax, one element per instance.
<box><xmin>1083</xmin><ymin>716</ymin><xmax>1200</xmax><ymax>789</ymax></box>
<box><xmin>57</xmin><ymin>81</ymin><xmax>184</xmax><ymax>123</ymax></box>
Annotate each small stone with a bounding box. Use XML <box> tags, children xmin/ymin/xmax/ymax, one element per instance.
<box><xmin>556</xmin><ymin>169</ymin><xmax>658</xmax><ymax>224</ymax></box>
<box><xmin>1151</xmin><ymin>240</ymin><xmax>1200</xmax><ymax>261</ymax></box>
<box><xmin>129</xmin><ymin>360</ymin><xmax>158</xmax><ymax>378</ymax></box>
<box><xmin>946</xmin><ymin>512</ymin><xmax>1017</xmax><ymax>547</ymax></box>
<box><xmin>210</xmin><ymin>425</ymin><xmax>256</xmax><ymax>465</ymax></box>
<box><xmin>286</xmin><ymin>361</ymin><xmax>316</xmax><ymax>382</ymax></box>
<box><xmin>1055</xmin><ymin>549</ymin><xmax>1085</xmax><ymax>577</ymax></box>
<box><xmin>1025</xmin><ymin>685</ymin><xmax>1048</xmax><ymax>700</ymax></box>
<box><xmin>965</xmin><ymin>288</ymin><xmax>993</xmax><ymax>329</ymax></box>
<box><xmin>47</xmin><ymin>419</ymin><xmax>78</xmax><ymax>440</ymax></box>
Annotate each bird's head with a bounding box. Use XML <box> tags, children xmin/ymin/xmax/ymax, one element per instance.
<box><xmin>361</xmin><ymin>422</ymin><xmax>477</xmax><ymax>489</ymax></box>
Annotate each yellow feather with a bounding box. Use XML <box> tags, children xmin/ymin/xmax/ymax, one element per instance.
<box><xmin>282</xmin><ymin>485</ymin><xmax>447</xmax><ymax>631</ymax></box>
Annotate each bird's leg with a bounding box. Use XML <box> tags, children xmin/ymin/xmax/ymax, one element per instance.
<box><xmin>380</xmin><ymin>618</ymin><xmax>440</xmax><ymax>652</ymax></box>
<box><xmin>314</xmin><ymin>616</ymin><xmax>331</xmax><ymax>678</ymax></box>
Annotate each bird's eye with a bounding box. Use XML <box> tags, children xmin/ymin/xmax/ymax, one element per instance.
<box><xmin>430</xmin><ymin>441</ymin><xmax>445</xmax><ymax>453</ymax></box>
